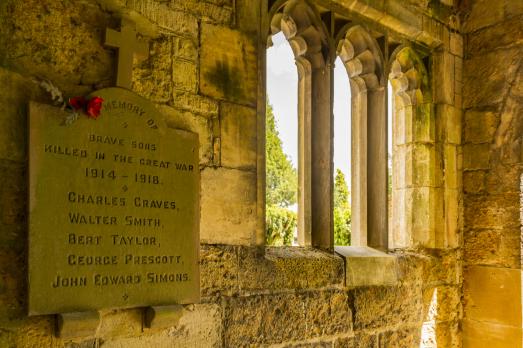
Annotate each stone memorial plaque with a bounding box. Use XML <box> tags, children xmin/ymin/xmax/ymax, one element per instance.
<box><xmin>28</xmin><ymin>88</ymin><xmax>199</xmax><ymax>315</ymax></box>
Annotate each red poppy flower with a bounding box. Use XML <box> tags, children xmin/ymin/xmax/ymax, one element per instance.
<box><xmin>86</xmin><ymin>96</ymin><xmax>104</xmax><ymax>119</ymax></box>
<box><xmin>68</xmin><ymin>96</ymin><xmax>87</xmax><ymax>111</ymax></box>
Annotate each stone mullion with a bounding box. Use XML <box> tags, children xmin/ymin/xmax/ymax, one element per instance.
<box><xmin>350</xmin><ymin>88</ymin><xmax>368</xmax><ymax>247</ymax></box>
<box><xmin>297</xmin><ymin>59</ymin><xmax>313</xmax><ymax>247</ymax></box>
<box><xmin>310</xmin><ymin>65</ymin><xmax>334</xmax><ymax>250</ymax></box>
<box><xmin>367</xmin><ymin>87</ymin><xmax>388</xmax><ymax>250</ymax></box>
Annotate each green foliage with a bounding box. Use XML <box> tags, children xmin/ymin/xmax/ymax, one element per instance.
<box><xmin>266</xmin><ymin>205</ymin><xmax>297</xmax><ymax>246</ymax></box>
<box><xmin>334</xmin><ymin>169</ymin><xmax>351</xmax><ymax>245</ymax></box>
<box><xmin>265</xmin><ymin>101</ymin><xmax>297</xmax><ymax>208</ymax></box>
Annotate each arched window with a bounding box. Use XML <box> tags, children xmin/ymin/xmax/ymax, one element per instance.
<box><xmin>337</xmin><ymin>25</ymin><xmax>388</xmax><ymax>250</ymax></box>
<box><xmin>333</xmin><ymin>56</ymin><xmax>352</xmax><ymax>246</ymax></box>
<box><xmin>265</xmin><ymin>32</ymin><xmax>299</xmax><ymax>246</ymax></box>
<box><xmin>268</xmin><ymin>0</ymin><xmax>332</xmax><ymax>249</ymax></box>
<box><xmin>389</xmin><ymin>46</ymin><xmax>434</xmax><ymax>248</ymax></box>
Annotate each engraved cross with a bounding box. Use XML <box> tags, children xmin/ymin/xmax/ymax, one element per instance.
<box><xmin>105</xmin><ymin>18</ymin><xmax>148</xmax><ymax>90</ymax></box>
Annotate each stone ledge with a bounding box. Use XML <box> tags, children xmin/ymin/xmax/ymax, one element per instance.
<box><xmin>335</xmin><ymin>246</ymin><xmax>399</xmax><ymax>287</ymax></box>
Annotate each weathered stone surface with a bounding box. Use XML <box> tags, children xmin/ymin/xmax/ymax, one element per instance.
<box><xmin>200</xmin><ymin>245</ymin><xmax>239</xmax><ymax>297</ymax></box>
<box><xmin>352</xmin><ymin>285</ymin><xmax>423</xmax><ymax>329</ymax></box>
<box><xmin>463</xmin><ymin>319</ymin><xmax>522</xmax><ymax>348</ymax></box>
<box><xmin>0</xmin><ymin>0</ymin><xmax>113</xmax><ymax>90</ymax></box>
<box><xmin>126</xmin><ymin>0</ymin><xmax>199</xmax><ymax>37</ymax></box>
<box><xmin>464</xmin><ymin>110</ymin><xmax>499</xmax><ymax>144</ymax></box>
<box><xmin>333</xmin><ymin>333</ymin><xmax>377</xmax><ymax>348</ymax></box>
<box><xmin>224</xmin><ymin>290</ymin><xmax>351</xmax><ymax>346</ymax></box>
<box><xmin>464</xmin><ymin>265</ymin><xmax>522</xmax><ymax>326</ymax></box>
<box><xmin>173</xmin><ymin>59</ymin><xmax>198</xmax><ymax>93</ymax></box>
<box><xmin>0</xmin><ymin>69</ymin><xmax>44</xmax><ymax>162</ymax></box>
<box><xmin>463</xmin><ymin>144</ymin><xmax>490</xmax><ymax>170</ymax></box>
<box><xmin>463</xmin><ymin>171</ymin><xmax>486</xmax><ymax>194</ymax></box>
<box><xmin>200</xmin><ymin>24</ymin><xmax>257</xmax><ymax>106</ymax></box>
<box><xmin>378</xmin><ymin>326</ymin><xmax>420</xmax><ymax>348</ymax></box>
<box><xmin>463</xmin><ymin>49</ymin><xmax>521</xmax><ymax>108</ymax></box>
<box><xmin>169</xmin><ymin>0</ymin><xmax>233</xmax><ymax>25</ymax></box>
<box><xmin>462</xmin><ymin>0</ymin><xmax>505</xmax><ymax>33</ymax></box>
<box><xmin>220</xmin><ymin>102</ymin><xmax>257</xmax><ymax>170</ymax></box>
<box><xmin>98</xmin><ymin>309</ymin><xmax>142</xmax><ymax>337</ymax></box>
<box><xmin>160</xmin><ymin>105</ymin><xmax>213</xmax><ymax>165</ymax></box>
<box><xmin>200</xmin><ymin>167</ymin><xmax>256</xmax><ymax>245</ymax></box>
<box><xmin>239</xmin><ymin>247</ymin><xmax>344</xmax><ymax>292</ymax></box>
<box><xmin>467</xmin><ymin>15</ymin><xmax>523</xmax><ymax>56</ymax></box>
<box><xmin>171</xmin><ymin>91</ymin><xmax>219</xmax><ymax>118</ymax></box>
<box><xmin>102</xmin><ymin>304</ymin><xmax>222</xmax><ymax>348</ymax></box>
<box><xmin>133</xmin><ymin>37</ymin><xmax>172</xmax><ymax>103</ymax></box>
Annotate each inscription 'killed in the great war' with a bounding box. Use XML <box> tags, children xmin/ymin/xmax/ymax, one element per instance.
<box><xmin>28</xmin><ymin>88</ymin><xmax>200</xmax><ymax>315</ymax></box>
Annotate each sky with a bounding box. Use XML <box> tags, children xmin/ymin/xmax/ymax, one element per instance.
<box><xmin>266</xmin><ymin>32</ymin><xmax>393</xmax><ymax>188</ymax></box>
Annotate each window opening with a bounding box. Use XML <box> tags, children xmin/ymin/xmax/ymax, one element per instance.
<box><xmin>265</xmin><ymin>32</ymin><xmax>299</xmax><ymax>246</ymax></box>
<box><xmin>333</xmin><ymin>56</ymin><xmax>352</xmax><ymax>246</ymax></box>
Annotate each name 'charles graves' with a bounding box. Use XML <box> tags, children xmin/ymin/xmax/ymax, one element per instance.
<box><xmin>28</xmin><ymin>88</ymin><xmax>200</xmax><ymax>315</ymax></box>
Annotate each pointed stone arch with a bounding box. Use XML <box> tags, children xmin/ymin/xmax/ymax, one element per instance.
<box><xmin>388</xmin><ymin>46</ymin><xmax>438</xmax><ymax>248</ymax></box>
<box><xmin>336</xmin><ymin>25</ymin><xmax>388</xmax><ymax>250</ymax></box>
<box><xmin>266</xmin><ymin>0</ymin><xmax>333</xmax><ymax>249</ymax></box>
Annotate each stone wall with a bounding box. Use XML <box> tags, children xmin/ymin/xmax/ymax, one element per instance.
<box><xmin>461</xmin><ymin>0</ymin><xmax>523</xmax><ymax>346</ymax></box>
<box><xmin>0</xmin><ymin>0</ymin><xmax>468</xmax><ymax>347</ymax></box>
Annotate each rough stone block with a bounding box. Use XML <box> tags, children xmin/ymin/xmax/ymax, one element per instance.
<box><xmin>172</xmin><ymin>91</ymin><xmax>219</xmax><ymax>118</ymax></box>
<box><xmin>333</xmin><ymin>333</ymin><xmax>377</xmax><ymax>348</ymax></box>
<box><xmin>200</xmin><ymin>24</ymin><xmax>257</xmax><ymax>106</ymax></box>
<box><xmin>223</xmin><ymin>293</ymin><xmax>307</xmax><ymax>346</ymax></box>
<box><xmin>160</xmin><ymin>105</ymin><xmax>213</xmax><ymax>165</ymax></box>
<box><xmin>173</xmin><ymin>59</ymin><xmax>198</xmax><ymax>93</ymax></box>
<box><xmin>463</xmin><ymin>227</ymin><xmax>520</xmax><ymax>268</ymax></box>
<box><xmin>0</xmin><ymin>1</ymin><xmax>113</xmax><ymax>89</ymax></box>
<box><xmin>352</xmin><ymin>285</ymin><xmax>423</xmax><ymax>329</ymax></box>
<box><xmin>463</xmin><ymin>49</ymin><xmax>520</xmax><ymax>108</ymax></box>
<box><xmin>464</xmin><ymin>265</ymin><xmax>522</xmax><ymax>326</ymax></box>
<box><xmin>200</xmin><ymin>244</ymin><xmax>239</xmax><ymax>297</ymax></box>
<box><xmin>467</xmin><ymin>16</ymin><xmax>523</xmax><ymax>56</ymax></box>
<box><xmin>170</xmin><ymin>0</ymin><xmax>233</xmax><ymax>25</ymax></box>
<box><xmin>173</xmin><ymin>37</ymin><xmax>197</xmax><ymax>61</ymax></box>
<box><xmin>102</xmin><ymin>304</ymin><xmax>222</xmax><ymax>348</ymax></box>
<box><xmin>238</xmin><ymin>247</ymin><xmax>345</xmax><ymax>292</ymax></box>
<box><xmin>464</xmin><ymin>193</ymin><xmax>520</xmax><ymax>230</ymax></box>
<box><xmin>463</xmin><ymin>144</ymin><xmax>490</xmax><ymax>170</ymax></box>
<box><xmin>126</xmin><ymin>0</ymin><xmax>198</xmax><ymax>37</ymax></box>
<box><xmin>200</xmin><ymin>167</ymin><xmax>257</xmax><ymax>245</ymax></box>
<box><xmin>464</xmin><ymin>110</ymin><xmax>499</xmax><ymax>144</ymax></box>
<box><xmin>220</xmin><ymin>102</ymin><xmax>257</xmax><ymax>170</ymax></box>
<box><xmin>133</xmin><ymin>37</ymin><xmax>172</xmax><ymax>103</ymax></box>
<box><xmin>462</xmin><ymin>0</ymin><xmax>505</xmax><ymax>33</ymax></box>
<box><xmin>97</xmin><ymin>308</ymin><xmax>143</xmax><ymax>337</ymax></box>
<box><xmin>224</xmin><ymin>290</ymin><xmax>351</xmax><ymax>346</ymax></box>
<box><xmin>463</xmin><ymin>171</ymin><xmax>486</xmax><ymax>194</ymax></box>
<box><xmin>335</xmin><ymin>246</ymin><xmax>398</xmax><ymax>287</ymax></box>
<box><xmin>378</xmin><ymin>326</ymin><xmax>421</xmax><ymax>348</ymax></box>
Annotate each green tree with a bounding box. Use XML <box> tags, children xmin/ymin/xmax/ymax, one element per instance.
<box><xmin>265</xmin><ymin>101</ymin><xmax>297</xmax><ymax>207</ymax></box>
<box><xmin>265</xmin><ymin>101</ymin><xmax>298</xmax><ymax>245</ymax></box>
<box><xmin>334</xmin><ymin>169</ymin><xmax>351</xmax><ymax>245</ymax></box>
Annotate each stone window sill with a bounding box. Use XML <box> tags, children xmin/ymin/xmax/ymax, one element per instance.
<box><xmin>334</xmin><ymin>246</ymin><xmax>399</xmax><ymax>287</ymax></box>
